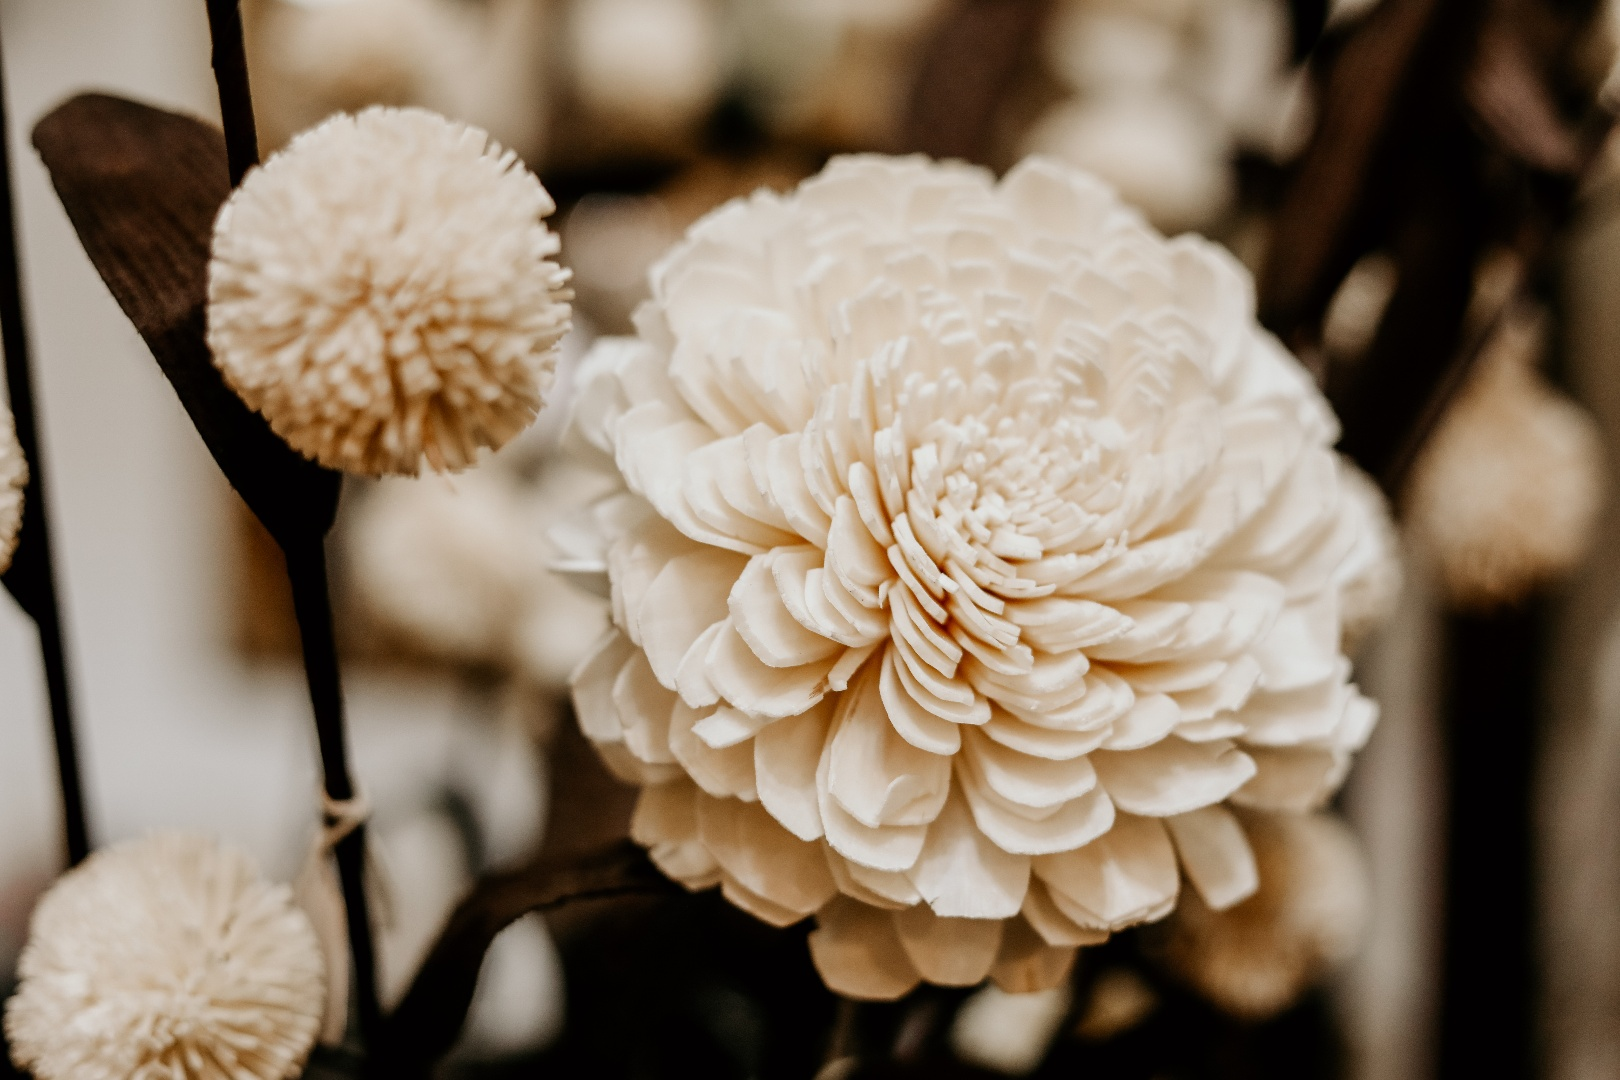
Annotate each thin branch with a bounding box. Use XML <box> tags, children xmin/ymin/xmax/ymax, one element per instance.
<box><xmin>0</xmin><ymin>17</ymin><xmax>87</xmax><ymax>865</ymax></box>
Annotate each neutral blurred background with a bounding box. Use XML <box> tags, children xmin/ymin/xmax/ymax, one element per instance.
<box><xmin>2</xmin><ymin>0</ymin><xmax>1620</xmax><ymax>1077</ymax></box>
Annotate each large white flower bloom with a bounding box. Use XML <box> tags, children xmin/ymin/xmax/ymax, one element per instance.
<box><xmin>5</xmin><ymin>833</ymin><xmax>326</xmax><ymax>1080</ymax></box>
<box><xmin>558</xmin><ymin>155</ymin><xmax>1387</xmax><ymax>999</ymax></box>
<box><xmin>208</xmin><ymin>106</ymin><xmax>572</xmax><ymax>476</ymax></box>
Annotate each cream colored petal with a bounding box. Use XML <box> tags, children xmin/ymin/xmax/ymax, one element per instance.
<box><xmin>754</xmin><ymin>700</ymin><xmax>833</xmax><ymax>841</ymax></box>
<box><xmin>817</xmin><ymin>726</ymin><xmax>929</xmax><ymax>872</ymax></box>
<box><xmin>721</xmin><ymin>872</ymin><xmax>811</xmax><ymax>928</ymax></box>
<box><xmin>1165</xmin><ymin>805</ymin><xmax>1258</xmax><ymax>911</ymax></box>
<box><xmin>827</xmin><ymin>495</ymin><xmax>893</xmax><ymax>590</ymax></box>
<box><xmin>982</xmin><ymin>708</ymin><xmax>1111</xmax><ymax>761</ymax></box>
<box><xmin>893</xmin><ymin>905</ymin><xmax>1004</xmax><ymax>987</ymax></box>
<box><xmin>669</xmin><ymin>702</ymin><xmax>757</xmax><ymax>801</ymax></box>
<box><xmin>570</xmin><ymin>628</ymin><xmax>634</xmax><ymax>746</ymax></box>
<box><xmin>616</xmin><ymin>401</ymin><xmax>761</xmax><ymax>555</ymax></box>
<box><xmin>1230</xmin><ymin>746</ymin><xmax>1343</xmax><ymax>811</ymax></box>
<box><xmin>1092</xmin><ymin>738</ymin><xmax>1255</xmax><ymax>817</ymax></box>
<box><xmin>630</xmin><ymin>781</ymin><xmax>720</xmax><ymax>889</ymax></box>
<box><xmin>959</xmin><ymin>756</ymin><xmax>1117</xmax><ymax>857</ymax></box>
<box><xmin>1021</xmin><ymin>879</ymin><xmax>1110</xmax><ymax>947</ymax></box>
<box><xmin>880</xmin><ymin>646</ymin><xmax>962</xmax><ymax>755</ymax></box>
<box><xmin>676</xmin><ymin>621</ymin><xmax>724</xmax><ymax>707</ymax></box>
<box><xmin>692</xmin><ymin>705</ymin><xmax>770</xmax><ymax>749</ymax></box>
<box><xmin>1251</xmin><ymin>590</ymin><xmax>1339</xmax><ymax>692</ymax></box>
<box><xmin>685</xmin><ymin>437</ymin><xmax>805</xmax><ymax>550</ymax></box>
<box><xmin>961</xmin><ymin>728</ymin><xmax>1098</xmax><ymax>810</ymax></box>
<box><xmin>1171</xmin><ymin>655</ymin><xmax>1261</xmax><ymax>722</ymax></box>
<box><xmin>773</xmin><ymin>545</ymin><xmax>879</xmax><ymax>646</ymax></box>
<box><xmin>988</xmin><ymin>917</ymin><xmax>1078</xmax><ymax>995</ymax></box>
<box><xmin>1238</xmin><ymin>666</ymin><xmax>1353</xmax><ymax>746</ymax></box>
<box><xmin>639</xmin><ymin>548</ymin><xmax>746</xmax><ymax>688</ymax></box>
<box><xmin>730</xmin><ymin>552</ymin><xmax>844</xmax><ymax>668</ymax></box>
<box><xmin>908</xmin><ymin>787</ymin><xmax>1031</xmax><ymax>919</ymax></box>
<box><xmin>1004</xmin><ymin>596</ymin><xmax>1133</xmax><ymax>653</ymax></box>
<box><xmin>808</xmin><ymin>897</ymin><xmax>924</xmax><ymax>1001</ymax></box>
<box><xmin>611</xmin><ymin>652</ymin><xmax>679</xmax><ymax>767</ymax></box>
<box><xmin>1035</xmin><ymin>813</ymin><xmax>1180</xmax><ymax>930</ymax></box>
<box><xmin>826</xmin><ymin>851</ymin><xmax>916</xmax><ymax>910</ymax></box>
<box><xmin>697</xmin><ymin>795</ymin><xmax>837</xmax><ymax>918</ymax></box>
<box><xmin>1100</xmin><ymin>692</ymin><xmax>1181</xmax><ymax>751</ymax></box>
<box><xmin>607</xmin><ymin>516</ymin><xmax>693</xmax><ymax>645</ymax></box>
<box><xmin>706</xmin><ymin>619</ymin><xmax>835</xmax><ymax>718</ymax></box>
<box><xmin>828</xmin><ymin>664</ymin><xmax>951</xmax><ymax>829</ymax></box>
<box><xmin>766</xmin><ymin>432</ymin><xmax>832</xmax><ymax>547</ymax></box>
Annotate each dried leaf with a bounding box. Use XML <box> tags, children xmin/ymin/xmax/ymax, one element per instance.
<box><xmin>31</xmin><ymin>93</ymin><xmax>339</xmax><ymax>546</ymax></box>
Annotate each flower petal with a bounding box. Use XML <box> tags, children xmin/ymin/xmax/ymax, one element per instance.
<box><xmin>1092</xmin><ymin>738</ymin><xmax>1256</xmax><ymax>816</ymax></box>
<box><xmin>1165</xmin><ymin>804</ymin><xmax>1258</xmax><ymax>911</ymax></box>
<box><xmin>908</xmin><ymin>787</ymin><xmax>1031</xmax><ymax>919</ymax></box>
<box><xmin>697</xmin><ymin>795</ymin><xmax>837</xmax><ymax>918</ymax></box>
<box><xmin>753</xmin><ymin>701</ymin><xmax>833</xmax><ymax>841</ymax></box>
<box><xmin>808</xmin><ymin>897</ymin><xmax>923</xmax><ymax>1001</ymax></box>
<box><xmin>893</xmin><ymin>905</ymin><xmax>1004</xmax><ymax>986</ymax></box>
<box><xmin>1034</xmin><ymin>813</ymin><xmax>1180</xmax><ymax>930</ymax></box>
<box><xmin>828</xmin><ymin>664</ymin><xmax>951</xmax><ymax>829</ymax></box>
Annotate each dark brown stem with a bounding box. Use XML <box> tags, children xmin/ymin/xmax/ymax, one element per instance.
<box><xmin>372</xmin><ymin>840</ymin><xmax>677</xmax><ymax>1075</ymax></box>
<box><xmin>0</xmin><ymin>17</ymin><xmax>89</xmax><ymax>866</ymax></box>
<box><xmin>284</xmin><ymin>535</ymin><xmax>381</xmax><ymax>1048</ymax></box>
<box><xmin>203</xmin><ymin>0</ymin><xmax>259</xmax><ymax>186</ymax></box>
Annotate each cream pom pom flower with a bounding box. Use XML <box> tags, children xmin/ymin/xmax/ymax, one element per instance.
<box><xmin>5</xmin><ymin>833</ymin><xmax>326</xmax><ymax>1080</ymax></box>
<box><xmin>0</xmin><ymin>404</ymin><xmax>25</xmax><ymax>573</ymax></box>
<box><xmin>558</xmin><ymin>155</ymin><xmax>1386</xmax><ymax>999</ymax></box>
<box><xmin>207</xmin><ymin>106</ymin><xmax>572</xmax><ymax>476</ymax></box>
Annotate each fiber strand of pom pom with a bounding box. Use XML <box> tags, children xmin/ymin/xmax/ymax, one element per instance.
<box><xmin>0</xmin><ymin>21</ymin><xmax>89</xmax><ymax>867</ymax></box>
<box><xmin>204</xmin><ymin>0</ymin><xmax>259</xmax><ymax>187</ymax></box>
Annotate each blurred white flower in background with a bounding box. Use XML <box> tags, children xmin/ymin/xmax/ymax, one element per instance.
<box><xmin>557</xmin><ymin>153</ymin><xmax>1396</xmax><ymax>999</ymax></box>
<box><xmin>1157</xmin><ymin>809</ymin><xmax>1368</xmax><ymax>1019</ymax></box>
<box><xmin>1028</xmin><ymin>0</ymin><xmax>1311</xmax><ymax>234</ymax></box>
<box><xmin>569</xmin><ymin>0</ymin><xmax>725</xmax><ymax>142</ymax></box>
<box><xmin>1405</xmin><ymin>309</ymin><xmax>1605</xmax><ymax>609</ymax></box>
<box><xmin>245</xmin><ymin>0</ymin><xmax>552</xmax><ymax>160</ymax></box>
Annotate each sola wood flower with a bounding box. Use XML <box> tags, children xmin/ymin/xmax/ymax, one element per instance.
<box><xmin>5</xmin><ymin>833</ymin><xmax>326</xmax><ymax>1080</ymax></box>
<box><xmin>0</xmin><ymin>405</ymin><xmax>25</xmax><ymax>573</ymax></box>
<box><xmin>559</xmin><ymin>155</ymin><xmax>1391</xmax><ymax>999</ymax></box>
<box><xmin>207</xmin><ymin>106</ymin><xmax>572</xmax><ymax>476</ymax></box>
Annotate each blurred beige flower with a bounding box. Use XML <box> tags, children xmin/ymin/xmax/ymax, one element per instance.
<box><xmin>1405</xmin><ymin>309</ymin><xmax>1604</xmax><ymax>609</ymax></box>
<box><xmin>1156</xmin><ymin>809</ymin><xmax>1368</xmax><ymax>1018</ymax></box>
<box><xmin>5</xmin><ymin>833</ymin><xmax>325</xmax><ymax>1080</ymax></box>
<box><xmin>208</xmin><ymin>106</ymin><xmax>572</xmax><ymax>476</ymax></box>
<box><xmin>0</xmin><ymin>405</ymin><xmax>25</xmax><ymax>574</ymax></box>
<box><xmin>559</xmin><ymin>154</ymin><xmax>1388</xmax><ymax>998</ymax></box>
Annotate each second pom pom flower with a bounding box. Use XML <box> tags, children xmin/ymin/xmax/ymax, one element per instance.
<box><xmin>207</xmin><ymin>106</ymin><xmax>572</xmax><ymax>476</ymax></box>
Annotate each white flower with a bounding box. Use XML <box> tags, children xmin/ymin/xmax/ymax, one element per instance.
<box><xmin>559</xmin><ymin>155</ymin><xmax>1386</xmax><ymax>999</ymax></box>
<box><xmin>0</xmin><ymin>405</ymin><xmax>25</xmax><ymax>574</ymax></box>
<box><xmin>1405</xmin><ymin>310</ymin><xmax>1603</xmax><ymax>609</ymax></box>
<box><xmin>5</xmin><ymin>833</ymin><xmax>326</xmax><ymax>1080</ymax></box>
<box><xmin>207</xmin><ymin>106</ymin><xmax>572</xmax><ymax>476</ymax></box>
<box><xmin>349</xmin><ymin>462</ymin><xmax>611</xmax><ymax>683</ymax></box>
<box><xmin>1022</xmin><ymin>95</ymin><xmax>1234</xmax><ymax>235</ymax></box>
<box><xmin>1156</xmin><ymin>809</ymin><xmax>1367</xmax><ymax>1018</ymax></box>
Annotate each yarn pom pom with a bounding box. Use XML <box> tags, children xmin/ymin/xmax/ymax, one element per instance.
<box><xmin>5</xmin><ymin>833</ymin><xmax>326</xmax><ymax>1080</ymax></box>
<box><xmin>207</xmin><ymin>106</ymin><xmax>572</xmax><ymax>475</ymax></box>
<box><xmin>0</xmin><ymin>404</ymin><xmax>25</xmax><ymax>573</ymax></box>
